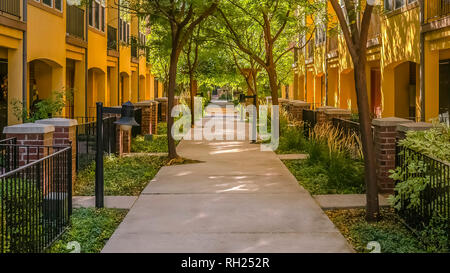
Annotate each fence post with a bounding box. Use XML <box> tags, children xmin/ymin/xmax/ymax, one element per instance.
<box><xmin>396</xmin><ymin>122</ymin><xmax>433</xmax><ymax>140</ymax></box>
<box><xmin>134</xmin><ymin>100</ymin><xmax>158</xmax><ymax>135</ymax></box>
<box><xmin>95</xmin><ymin>102</ymin><xmax>104</xmax><ymax>208</ymax></box>
<box><xmin>155</xmin><ymin>97</ymin><xmax>168</xmax><ymax>123</ymax></box>
<box><xmin>3</xmin><ymin>123</ymin><xmax>55</xmax><ymax>166</ymax></box>
<box><xmin>36</xmin><ymin>118</ymin><xmax>78</xmax><ymax>186</ymax></box>
<box><xmin>372</xmin><ymin>117</ymin><xmax>414</xmax><ymax>193</ymax></box>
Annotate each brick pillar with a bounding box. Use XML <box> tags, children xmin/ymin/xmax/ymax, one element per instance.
<box><xmin>36</xmin><ymin>118</ymin><xmax>78</xmax><ymax>185</ymax></box>
<box><xmin>372</xmin><ymin>117</ymin><xmax>414</xmax><ymax>193</ymax></box>
<box><xmin>135</xmin><ymin>100</ymin><xmax>159</xmax><ymax>135</ymax></box>
<box><xmin>315</xmin><ymin>106</ymin><xmax>335</xmax><ymax>125</ymax></box>
<box><xmin>290</xmin><ymin>100</ymin><xmax>310</xmax><ymax>123</ymax></box>
<box><xmin>122</xmin><ymin>129</ymin><xmax>131</xmax><ymax>153</ymax></box>
<box><xmin>3</xmin><ymin>123</ymin><xmax>55</xmax><ymax>166</ymax></box>
<box><xmin>324</xmin><ymin>108</ymin><xmax>351</xmax><ymax>122</ymax></box>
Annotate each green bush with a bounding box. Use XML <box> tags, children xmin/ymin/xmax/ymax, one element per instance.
<box><xmin>74</xmin><ymin>155</ymin><xmax>168</xmax><ymax>196</ymax></box>
<box><xmin>277</xmin><ymin>125</ymin><xmax>307</xmax><ymax>154</ymax></box>
<box><xmin>0</xmin><ymin>179</ymin><xmax>42</xmax><ymax>253</ymax></box>
<box><xmin>157</xmin><ymin>122</ymin><xmax>167</xmax><ymax>135</ymax></box>
<box><xmin>132</xmin><ymin>135</ymin><xmax>170</xmax><ymax>153</ymax></box>
<box><xmin>49</xmin><ymin>208</ymin><xmax>127</xmax><ymax>253</ymax></box>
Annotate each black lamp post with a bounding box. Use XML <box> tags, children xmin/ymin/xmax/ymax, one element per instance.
<box><xmin>95</xmin><ymin>101</ymin><xmax>140</xmax><ymax>208</ymax></box>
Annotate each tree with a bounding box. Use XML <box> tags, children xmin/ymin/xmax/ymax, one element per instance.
<box><xmin>215</xmin><ymin>0</ymin><xmax>324</xmax><ymax>106</ymax></box>
<box><xmin>122</xmin><ymin>0</ymin><xmax>219</xmax><ymax>159</ymax></box>
<box><xmin>329</xmin><ymin>0</ymin><xmax>380</xmax><ymax>221</ymax></box>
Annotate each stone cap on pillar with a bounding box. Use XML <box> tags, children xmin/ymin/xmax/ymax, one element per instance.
<box><xmin>290</xmin><ymin>100</ymin><xmax>311</xmax><ymax>107</ymax></box>
<box><xmin>372</xmin><ymin>117</ymin><xmax>414</xmax><ymax>127</ymax></box>
<box><xmin>36</xmin><ymin>118</ymin><xmax>78</xmax><ymax>127</ymax></box>
<box><xmin>316</xmin><ymin>106</ymin><xmax>336</xmax><ymax>112</ymax></box>
<box><xmin>324</xmin><ymin>108</ymin><xmax>351</xmax><ymax>115</ymax></box>
<box><xmin>155</xmin><ymin>97</ymin><xmax>168</xmax><ymax>102</ymax></box>
<box><xmin>397</xmin><ymin>122</ymin><xmax>433</xmax><ymax>133</ymax></box>
<box><xmin>3</xmin><ymin>123</ymin><xmax>55</xmax><ymax>134</ymax></box>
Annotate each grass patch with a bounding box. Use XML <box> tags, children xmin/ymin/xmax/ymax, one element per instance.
<box><xmin>157</xmin><ymin>122</ymin><xmax>167</xmax><ymax>135</ymax></box>
<box><xmin>131</xmin><ymin>135</ymin><xmax>170</xmax><ymax>153</ymax></box>
<box><xmin>74</xmin><ymin>155</ymin><xmax>168</xmax><ymax>196</ymax></box>
<box><xmin>326</xmin><ymin>208</ymin><xmax>427</xmax><ymax>253</ymax></box>
<box><xmin>49</xmin><ymin>208</ymin><xmax>127</xmax><ymax>253</ymax></box>
<box><xmin>283</xmin><ymin>158</ymin><xmax>364</xmax><ymax>195</ymax></box>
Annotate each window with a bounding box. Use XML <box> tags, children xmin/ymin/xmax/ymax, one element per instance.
<box><xmin>119</xmin><ymin>19</ymin><xmax>130</xmax><ymax>43</ymax></box>
<box><xmin>395</xmin><ymin>0</ymin><xmax>405</xmax><ymax>9</ymax></box>
<box><xmin>119</xmin><ymin>19</ymin><xmax>123</xmax><ymax>40</ymax></box>
<box><xmin>89</xmin><ymin>0</ymin><xmax>105</xmax><ymax>32</ymax></box>
<box><xmin>55</xmin><ymin>0</ymin><xmax>62</xmax><ymax>11</ymax></box>
<box><xmin>43</xmin><ymin>0</ymin><xmax>52</xmax><ymax>7</ymax></box>
<box><xmin>126</xmin><ymin>24</ymin><xmax>130</xmax><ymax>44</ymax></box>
<box><xmin>385</xmin><ymin>0</ymin><xmax>411</xmax><ymax>11</ymax></box>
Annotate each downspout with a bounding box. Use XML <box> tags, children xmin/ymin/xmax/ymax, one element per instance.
<box><xmin>85</xmin><ymin>3</ymin><xmax>89</xmax><ymax>118</ymax></box>
<box><xmin>22</xmin><ymin>0</ymin><xmax>27</xmax><ymax>110</ymax></box>
<box><xmin>419</xmin><ymin>0</ymin><xmax>425</xmax><ymax>122</ymax></box>
<box><xmin>117</xmin><ymin>4</ymin><xmax>120</xmax><ymax>105</ymax></box>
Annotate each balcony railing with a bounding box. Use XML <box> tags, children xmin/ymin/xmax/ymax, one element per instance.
<box><xmin>107</xmin><ymin>25</ymin><xmax>118</xmax><ymax>50</ymax></box>
<box><xmin>426</xmin><ymin>0</ymin><xmax>450</xmax><ymax>23</ymax></box>
<box><xmin>66</xmin><ymin>4</ymin><xmax>85</xmax><ymax>39</ymax></box>
<box><xmin>0</xmin><ymin>0</ymin><xmax>21</xmax><ymax>18</ymax></box>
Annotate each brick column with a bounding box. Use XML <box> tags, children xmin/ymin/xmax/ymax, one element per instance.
<box><xmin>3</xmin><ymin>123</ymin><xmax>55</xmax><ymax>166</ymax></box>
<box><xmin>316</xmin><ymin>106</ymin><xmax>335</xmax><ymax>124</ymax></box>
<box><xmin>324</xmin><ymin>108</ymin><xmax>351</xmax><ymax>122</ymax></box>
<box><xmin>36</xmin><ymin>118</ymin><xmax>78</xmax><ymax>185</ymax></box>
<box><xmin>139</xmin><ymin>100</ymin><xmax>158</xmax><ymax>135</ymax></box>
<box><xmin>290</xmin><ymin>100</ymin><xmax>310</xmax><ymax>123</ymax></box>
<box><xmin>372</xmin><ymin>117</ymin><xmax>413</xmax><ymax>193</ymax></box>
<box><xmin>122</xmin><ymin>129</ymin><xmax>131</xmax><ymax>153</ymax></box>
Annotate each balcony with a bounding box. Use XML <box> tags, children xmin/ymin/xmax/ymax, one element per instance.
<box><xmin>327</xmin><ymin>34</ymin><xmax>338</xmax><ymax>59</ymax></box>
<box><xmin>131</xmin><ymin>35</ymin><xmax>138</xmax><ymax>62</ymax></box>
<box><xmin>306</xmin><ymin>39</ymin><xmax>314</xmax><ymax>64</ymax></box>
<box><xmin>107</xmin><ymin>25</ymin><xmax>118</xmax><ymax>51</ymax></box>
<box><xmin>66</xmin><ymin>4</ymin><xmax>85</xmax><ymax>40</ymax></box>
<box><xmin>426</xmin><ymin>0</ymin><xmax>450</xmax><ymax>23</ymax></box>
<box><xmin>0</xmin><ymin>0</ymin><xmax>21</xmax><ymax>19</ymax></box>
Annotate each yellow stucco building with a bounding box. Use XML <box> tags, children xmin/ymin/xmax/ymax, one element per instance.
<box><xmin>287</xmin><ymin>0</ymin><xmax>449</xmax><ymax>123</ymax></box>
<box><xmin>0</xmin><ymin>0</ymin><xmax>163</xmax><ymax>131</ymax></box>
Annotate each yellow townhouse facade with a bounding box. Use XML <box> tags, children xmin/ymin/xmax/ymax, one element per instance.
<box><xmin>0</xmin><ymin>0</ymin><xmax>165</xmax><ymax>132</ymax></box>
<box><xmin>285</xmin><ymin>0</ymin><xmax>450</xmax><ymax>123</ymax></box>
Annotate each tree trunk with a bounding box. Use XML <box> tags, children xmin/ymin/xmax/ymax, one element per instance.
<box><xmin>167</xmin><ymin>47</ymin><xmax>181</xmax><ymax>159</ymax></box>
<box><xmin>189</xmin><ymin>73</ymin><xmax>195</xmax><ymax>127</ymax></box>
<box><xmin>267</xmin><ymin>66</ymin><xmax>279</xmax><ymax>106</ymax></box>
<box><xmin>353</xmin><ymin>59</ymin><xmax>380</xmax><ymax>221</ymax></box>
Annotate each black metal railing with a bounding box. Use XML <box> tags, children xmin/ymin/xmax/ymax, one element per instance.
<box><xmin>0</xmin><ymin>144</ymin><xmax>72</xmax><ymax>253</ymax></box>
<box><xmin>0</xmin><ymin>0</ymin><xmax>21</xmax><ymax>18</ymax></box>
<box><xmin>107</xmin><ymin>25</ymin><xmax>117</xmax><ymax>50</ymax></box>
<box><xmin>332</xmin><ymin>117</ymin><xmax>361</xmax><ymax>137</ymax></box>
<box><xmin>76</xmin><ymin>116</ymin><xmax>117</xmax><ymax>172</ymax></box>
<box><xmin>66</xmin><ymin>4</ymin><xmax>85</xmax><ymax>39</ymax></box>
<box><xmin>426</xmin><ymin>0</ymin><xmax>450</xmax><ymax>23</ymax></box>
<box><xmin>302</xmin><ymin>109</ymin><xmax>317</xmax><ymax>137</ymax></box>
<box><xmin>0</xmin><ymin>138</ymin><xmax>17</xmax><ymax>175</ymax></box>
<box><xmin>395</xmin><ymin>145</ymin><xmax>450</xmax><ymax>232</ymax></box>
<box><xmin>132</xmin><ymin>108</ymin><xmax>142</xmax><ymax>138</ymax></box>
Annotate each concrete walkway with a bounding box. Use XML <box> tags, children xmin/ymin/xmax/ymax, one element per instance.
<box><xmin>102</xmin><ymin>101</ymin><xmax>352</xmax><ymax>253</ymax></box>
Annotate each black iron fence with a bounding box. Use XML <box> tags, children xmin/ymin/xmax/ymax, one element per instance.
<box><xmin>0</xmin><ymin>138</ymin><xmax>17</xmax><ymax>174</ymax></box>
<box><xmin>302</xmin><ymin>109</ymin><xmax>317</xmax><ymax>137</ymax></box>
<box><xmin>395</xmin><ymin>145</ymin><xmax>450</xmax><ymax>232</ymax></box>
<box><xmin>66</xmin><ymin>4</ymin><xmax>84</xmax><ymax>39</ymax></box>
<box><xmin>132</xmin><ymin>107</ymin><xmax>142</xmax><ymax>137</ymax></box>
<box><xmin>0</xmin><ymin>0</ymin><xmax>21</xmax><ymax>18</ymax></box>
<box><xmin>332</xmin><ymin>117</ymin><xmax>361</xmax><ymax>137</ymax></box>
<box><xmin>0</xmin><ymin>143</ymin><xmax>72</xmax><ymax>253</ymax></box>
<box><xmin>76</xmin><ymin>116</ymin><xmax>117</xmax><ymax>172</ymax></box>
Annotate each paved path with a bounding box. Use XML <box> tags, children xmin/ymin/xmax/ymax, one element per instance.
<box><xmin>102</xmin><ymin>101</ymin><xmax>352</xmax><ymax>253</ymax></box>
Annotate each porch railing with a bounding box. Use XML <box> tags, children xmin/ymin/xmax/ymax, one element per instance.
<box><xmin>66</xmin><ymin>4</ymin><xmax>85</xmax><ymax>39</ymax></box>
<box><xmin>426</xmin><ymin>0</ymin><xmax>450</xmax><ymax>23</ymax></box>
<box><xmin>0</xmin><ymin>0</ymin><xmax>21</xmax><ymax>18</ymax></box>
<box><xmin>0</xmin><ymin>144</ymin><xmax>72</xmax><ymax>253</ymax></box>
<box><xmin>107</xmin><ymin>25</ymin><xmax>118</xmax><ymax>50</ymax></box>
<box><xmin>395</xmin><ymin>145</ymin><xmax>450</xmax><ymax>232</ymax></box>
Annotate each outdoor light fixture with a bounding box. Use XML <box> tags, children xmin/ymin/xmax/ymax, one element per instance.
<box><xmin>366</xmin><ymin>0</ymin><xmax>379</xmax><ymax>6</ymax></box>
<box><xmin>114</xmin><ymin>101</ymin><xmax>140</xmax><ymax>132</ymax></box>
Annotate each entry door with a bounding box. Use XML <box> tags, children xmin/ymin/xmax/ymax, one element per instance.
<box><xmin>439</xmin><ymin>60</ymin><xmax>450</xmax><ymax>124</ymax></box>
<box><xmin>66</xmin><ymin>60</ymin><xmax>75</xmax><ymax>118</ymax></box>
<box><xmin>370</xmin><ymin>69</ymin><xmax>382</xmax><ymax>118</ymax></box>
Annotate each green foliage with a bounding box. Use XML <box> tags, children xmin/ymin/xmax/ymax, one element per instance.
<box><xmin>131</xmin><ymin>135</ymin><xmax>171</xmax><ymax>153</ymax></box>
<box><xmin>11</xmin><ymin>90</ymin><xmax>72</xmax><ymax>123</ymax></box>
<box><xmin>419</xmin><ymin>212</ymin><xmax>449</xmax><ymax>253</ymax></box>
<box><xmin>0</xmin><ymin>179</ymin><xmax>42</xmax><ymax>253</ymax></box>
<box><xmin>157</xmin><ymin>122</ymin><xmax>168</xmax><ymax>135</ymax></box>
<box><xmin>326</xmin><ymin>209</ymin><xmax>427</xmax><ymax>253</ymax></box>
<box><xmin>49</xmin><ymin>208</ymin><xmax>127</xmax><ymax>253</ymax></box>
<box><xmin>277</xmin><ymin>125</ymin><xmax>308</xmax><ymax>154</ymax></box>
<box><xmin>74</xmin><ymin>155</ymin><xmax>168</xmax><ymax>196</ymax></box>
<box><xmin>399</xmin><ymin>123</ymin><xmax>450</xmax><ymax>163</ymax></box>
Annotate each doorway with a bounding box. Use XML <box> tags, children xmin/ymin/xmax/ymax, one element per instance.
<box><xmin>439</xmin><ymin>59</ymin><xmax>450</xmax><ymax>123</ymax></box>
<box><xmin>370</xmin><ymin>68</ymin><xmax>381</xmax><ymax>118</ymax></box>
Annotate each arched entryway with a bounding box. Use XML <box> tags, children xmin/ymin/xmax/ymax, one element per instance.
<box><xmin>120</xmin><ymin>72</ymin><xmax>130</xmax><ymax>104</ymax></box>
<box><xmin>87</xmin><ymin>67</ymin><xmax>106</xmax><ymax>117</ymax></box>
